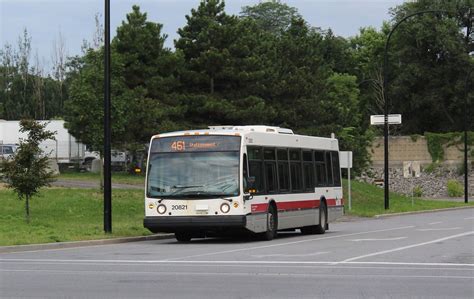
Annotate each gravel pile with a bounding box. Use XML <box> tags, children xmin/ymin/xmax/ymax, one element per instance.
<box><xmin>358</xmin><ymin>166</ymin><xmax>473</xmax><ymax>198</ymax></box>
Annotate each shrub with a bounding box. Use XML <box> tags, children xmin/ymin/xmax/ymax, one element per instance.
<box><xmin>456</xmin><ymin>163</ymin><xmax>467</xmax><ymax>176</ymax></box>
<box><xmin>423</xmin><ymin>162</ymin><xmax>440</xmax><ymax>174</ymax></box>
<box><xmin>412</xmin><ymin>185</ymin><xmax>423</xmax><ymax>197</ymax></box>
<box><xmin>447</xmin><ymin>180</ymin><xmax>463</xmax><ymax>197</ymax></box>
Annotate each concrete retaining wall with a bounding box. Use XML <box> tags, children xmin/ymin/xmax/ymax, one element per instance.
<box><xmin>370</xmin><ymin>136</ymin><xmax>469</xmax><ymax>167</ymax></box>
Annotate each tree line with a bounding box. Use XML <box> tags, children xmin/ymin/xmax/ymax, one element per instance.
<box><xmin>1</xmin><ymin>0</ymin><xmax>472</xmax><ymax>172</ymax></box>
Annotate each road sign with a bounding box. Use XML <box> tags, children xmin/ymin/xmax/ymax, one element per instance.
<box><xmin>370</xmin><ymin>114</ymin><xmax>402</xmax><ymax>125</ymax></box>
<box><xmin>340</xmin><ymin>151</ymin><xmax>353</xmax><ymax>210</ymax></box>
<box><xmin>339</xmin><ymin>151</ymin><xmax>352</xmax><ymax>168</ymax></box>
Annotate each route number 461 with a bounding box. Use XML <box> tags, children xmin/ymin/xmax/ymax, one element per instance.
<box><xmin>171</xmin><ymin>141</ymin><xmax>186</xmax><ymax>151</ymax></box>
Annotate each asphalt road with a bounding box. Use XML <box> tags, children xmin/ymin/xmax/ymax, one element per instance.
<box><xmin>1</xmin><ymin>209</ymin><xmax>473</xmax><ymax>298</ymax></box>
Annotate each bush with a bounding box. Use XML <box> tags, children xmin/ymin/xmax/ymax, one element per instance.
<box><xmin>423</xmin><ymin>162</ymin><xmax>440</xmax><ymax>174</ymax></box>
<box><xmin>447</xmin><ymin>180</ymin><xmax>463</xmax><ymax>197</ymax></box>
<box><xmin>412</xmin><ymin>185</ymin><xmax>423</xmax><ymax>197</ymax></box>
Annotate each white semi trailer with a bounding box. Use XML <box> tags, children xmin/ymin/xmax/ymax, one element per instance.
<box><xmin>0</xmin><ymin>120</ymin><xmax>85</xmax><ymax>167</ymax></box>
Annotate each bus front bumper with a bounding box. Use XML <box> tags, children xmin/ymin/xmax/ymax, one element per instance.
<box><xmin>143</xmin><ymin>215</ymin><xmax>247</xmax><ymax>233</ymax></box>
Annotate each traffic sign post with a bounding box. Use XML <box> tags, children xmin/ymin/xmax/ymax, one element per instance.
<box><xmin>370</xmin><ymin>114</ymin><xmax>402</xmax><ymax>125</ymax></box>
<box><xmin>340</xmin><ymin>151</ymin><xmax>353</xmax><ymax>211</ymax></box>
<box><xmin>370</xmin><ymin>114</ymin><xmax>402</xmax><ymax>210</ymax></box>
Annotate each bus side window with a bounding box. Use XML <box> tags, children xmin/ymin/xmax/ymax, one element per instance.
<box><xmin>243</xmin><ymin>154</ymin><xmax>248</xmax><ymax>190</ymax></box>
<box><xmin>277</xmin><ymin>149</ymin><xmax>289</xmax><ymax>192</ymax></box>
<box><xmin>263</xmin><ymin>148</ymin><xmax>277</xmax><ymax>193</ymax></box>
<box><xmin>332</xmin><ymin>151</ymin><xmax>341</xmax><ymax>187</ymax></box>
<box><xmin>303</xmin><ymin>151</ymin><xmax>314</xmax><ymax>191</ymax></box>
<box><xmin>290</xmin><ymin>149</ymin><xmax>302</xmax><ymax>192</ymax></box>
<box><xmin>265</xmin><ymin>162</ymin><xmax>277</xmax><ymax>193</ymax></box>
<box><xmin>248</xmin><ymin>146</ymin><xmax>264</xmax><ymax>194</ymax></box>
<box><xmin>326</xmin><ymin>151</ymin><xmax>334</xmax><ymax>186</ymax></box>
<box><xmin>249</xmin><ymin>161</ymin><xmax>263</xmax><ymax>193</ymax></box>
<box><xmin>315</xmin><ymin>151</ymin><xmax>327</xmax><ymax>187</ymax></box>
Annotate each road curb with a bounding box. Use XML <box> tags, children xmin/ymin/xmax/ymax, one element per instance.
<box><xmin>0</xmin><ymin>233</ymin><xmax>175</xmax><ymax>254</ymax></box>
<box><xmin>374</xmin><ymin>206</ymin><xmax>474</xmax><ymax>218</ymax></box>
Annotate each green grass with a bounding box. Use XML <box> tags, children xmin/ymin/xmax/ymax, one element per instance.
<box><xmin>1</xmin><ymin>180</ymin><xmax>472</xmax><ymax>246</ymax></box>
<box><xmin>58</xmin><ymin>172</ymin><xmax>145</xmax><ymax>186</ymax></box>
<box><xmin>0</xmin><ymin>188</ymin><xmax>150</xmax><ymax>246</ymax></box>
<box><xmin>343</xmin><ymin>179</ymin><xmax>473</xmax><ymax>217</ymax></box>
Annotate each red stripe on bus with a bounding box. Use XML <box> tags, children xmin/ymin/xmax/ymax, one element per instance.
<box><xmin>251</xmin><ymin>203</ymin><xmax>269</xmax><ymax>213</ymax></box>
<box><xmin>251</xmin><ymin>198</ymin><xmax>343</xmax><ymax>213</ymax></box>
<box><xmin>277</xmin><ymin>200</ymin><xmax>319</xmax><ymax>210</ymax></box>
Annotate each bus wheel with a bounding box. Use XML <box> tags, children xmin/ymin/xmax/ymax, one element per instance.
<box><xmin>314</xmin><ymin>201</ymin><xmax>327</xmax><ymax>234</ymax></box>
<box><xmin>175</xmin><ymin>232</ymin><xmax>192</xmax><ymax>242</ymax></box>
<box><xmin>301</xmin><ymin>201</ymin><xmax>327</xmax><ymax>235</ymax></box>
<box><xmin>260</xmin><ymin>205</ymin><xmax>277</xmax><ymax>241</ymax></box>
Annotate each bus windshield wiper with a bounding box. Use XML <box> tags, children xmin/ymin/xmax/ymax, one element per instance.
<box><xmin>166</xmin><ymin>192</ymin><xmax>232</xmax><ymax>199</ymax></box>
<box><xmin>172</xmin><ymin>185</ymin><xmax>204</xmax><ymax>189</ymax></box>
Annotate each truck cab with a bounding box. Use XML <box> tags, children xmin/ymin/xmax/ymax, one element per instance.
<box><xmin>0</xmin><ymin>144</ymin><xmax>17</xmax><ymax>160</ymax></box>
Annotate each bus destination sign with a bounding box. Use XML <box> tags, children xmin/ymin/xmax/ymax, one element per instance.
<box><xmin>151</xmin><ymin>135</ymin><xmax>241</xmax><ymax>153</ymax></box>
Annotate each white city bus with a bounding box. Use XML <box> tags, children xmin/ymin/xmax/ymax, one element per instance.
<box><xmin>144</xmin><ymin>125</ymin><xmax>344</xmax><ymax>242</ymax></box>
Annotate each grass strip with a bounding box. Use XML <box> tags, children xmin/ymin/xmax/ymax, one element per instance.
<box><xmin>0</xmin><ymin>188</ymin><xmax>150</xmax><ymax>246</ymax></box>
<box><xmin>343</xmin><ymin>179</ymin><xmax>473</xmax><ymax>217</ymax></box>
<box><xmin>1</xmin><ymin>179</ymin><xmax>472</xmax><ymax>246</ymax></box>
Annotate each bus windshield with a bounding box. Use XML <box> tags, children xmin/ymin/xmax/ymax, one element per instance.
<box><xmin>147</xmin><ymin>152</ymin><xmax>239</xmax><ymax>198</ymax></box>
<box><xmin>146</xmin><ymin>135</ymin><xmax>241</xmax><ymax>199</ymax></box>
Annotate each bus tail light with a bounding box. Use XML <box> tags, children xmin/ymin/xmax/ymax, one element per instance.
<box><xmin>157</xmin><ymin>204</ymin><xmax>167</xmax><ymax>214</ymax></box>
<box><xmin>220</xmin><ymin>203</ymin><xmax>230</xmax><ymax>214</ymax></box>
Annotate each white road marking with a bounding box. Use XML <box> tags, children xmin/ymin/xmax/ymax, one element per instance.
<box><xmin>340</xmin><ymin>231</ymin><xmax>474</xmax><ymax>263</ymax></box>
<box><xmin>162</xmin><ymin>225</ymin><xmax>416</xmax><ymax>261</ymax></box>
<box><xmin>2</xmin><ymin>262</ymin><xmax>473</xmax><ymax>272</ymax></box>
<box><xmin>428</xmin><ymin>222</ymin><xmax>443</xmax><ymax>225</ymax></box>
<box><xmin>251</xmin><ymin>252</ymin><xmax>329</xmax><ymax>258</ymax></box>
<box><xmin>1</xmin><ymin>268</ymin><xmax>473</xmax><ymax>280</ymax></box>
<box><xmin>1</xmin><ymin>268</ymin><xmax>472</xmax><ymax>280</ymax></box>
<box><xmin>0</xmin><ymin>225</ymin><xmax>414</xmax><ymax>255</ymax></box>
<box><xmin>349</xmin><ymin>237</ymin><xmax>407</xmax><ymax>242</ymax></box>
<box><xmin>464</xmin><ymin>217</ymin><xmax>474</xmax><ymax>220</ymax></box>
<box><xmin>417</xmin><ymin>227</ymin><xmax>461</xmax><ymax>231</ymax></box>
<box><xmin>2</xmin><ymin>259</ymin><xmax>474</xmax><ymax>268</ymax></box>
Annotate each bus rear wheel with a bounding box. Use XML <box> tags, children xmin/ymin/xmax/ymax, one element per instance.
<box><xmin>314</xmin><ymin>201</ymin><xmax>327</xmax><ymax>234</ymax></box>
<box><xmin>175</xmin><ymin>232</ymin><xmax>192</xmax><ymax>242</ymax></box>
<box><xmin>301</xmin><ymin>201</ymin><xmax>327</xmax><ymax>235</ymax></box>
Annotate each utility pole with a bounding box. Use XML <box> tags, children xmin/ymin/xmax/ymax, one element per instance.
<box><xmin>104</xmin><ymin>0</ymin><xmax>112</xmax><ymax>233</ymax></box>
<box><xmin>464</xmin><ymin>7</ymin><xmax>472</xmax><ymax>204</ymax></box>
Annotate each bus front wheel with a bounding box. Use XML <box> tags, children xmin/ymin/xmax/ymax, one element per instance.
<box><xmin>175</xmin><ymin>232</ymin><xmax>192</xmax><ymax>242</ymax></box>
<box><xmin>260</xmin><ymin>204</ymin><xmax>277</xmax><ymax>241</ymax></box>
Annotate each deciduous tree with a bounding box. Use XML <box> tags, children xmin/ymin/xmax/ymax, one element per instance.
<box><xmin>0</xmin><ymin>120</ymin><xmax>56</xmax><ymax>223</ymax></box>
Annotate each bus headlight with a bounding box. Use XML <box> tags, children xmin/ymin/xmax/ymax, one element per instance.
<box><xmin>157</xmin><ymin>204</ymin><xmax>167</xmax><ymax>215</ymax></box>
<box><xmin>220</xmin><ymin>203</ymin><xmax>230</xmax><ymax>214</ymax></box>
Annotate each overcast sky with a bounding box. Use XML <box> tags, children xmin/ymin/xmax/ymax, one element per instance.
<box><xmin>1</xmin><ymin>0</ymin><xmax>404</xmax><ymax>69</ymax></box>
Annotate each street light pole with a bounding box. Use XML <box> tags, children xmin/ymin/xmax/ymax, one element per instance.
<box><xmin>104</xmin><ymin>0</ymin><xmax>112</xmax><ymax>233</ymax></box>
<box><xmin>464</xmin><ymin>7</ymin><xmax>472</xmax><ymax>204</ymax></box>
<box><xmin>382</xmin><ymin>10</ymin><xmax>448</xmax><ymax>210</ymax></box>
<box><xmin>465</xmin><ymin>68</ymin><xmax>472</xmax><ymax>204</ymax></box>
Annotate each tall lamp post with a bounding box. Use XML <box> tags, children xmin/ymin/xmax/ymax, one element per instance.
<box><xmin>465</xmin><ymin>68</ymin><xmax>472</xmax><ymax>204</ymax></box>
<box><xmin>464</xmin><ymin>7</ymin><xmax>472</xmax><ymax>204</ymax></box>
<box><xmin>104</xmin><ymin>0</ymin><xmax>112</xmax><ymax>233</ymax></box>
<box><xmin>382</xmin><ymin>10</ymin><xmax>448</xmax><ymax>210</ymax></box>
